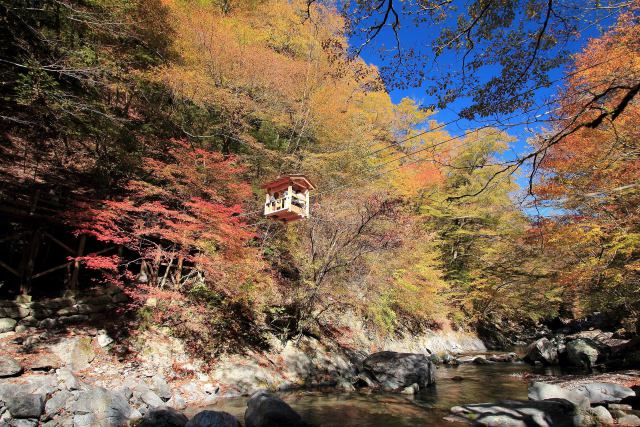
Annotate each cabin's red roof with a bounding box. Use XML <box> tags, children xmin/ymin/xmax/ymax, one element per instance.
<box><xmin>261</xmin><ymin>175</ymin><xmax>315</xmax><ymax>191</ymax></box>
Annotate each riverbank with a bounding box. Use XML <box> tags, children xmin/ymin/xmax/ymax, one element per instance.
<box><xmin>0</xmin><ymin>310</ymin><xmax>486</xmax><ymax>426</ymax></box>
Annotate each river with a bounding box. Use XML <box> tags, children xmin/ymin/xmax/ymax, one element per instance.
<box><xmin>189</xmin><ymin>361</ymin><xmax>574</xmax><ymax>426</ymax></box>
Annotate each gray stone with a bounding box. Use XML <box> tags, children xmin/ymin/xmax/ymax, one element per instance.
<box><xmin>528</xmin><ymin>381</ymin><xmax>590</xmax><ymax>409</ymax></box>
<box><xmin>73</xmin><ymin>387</ymin><xmax>131</xmax><ymax>426</ymax></box>
<box><xmin>5</xmin><ymin>393</ymin><xmax>44</xmax><ymax>418</ymax></box>
<box><xmin>618</xmin><ymin>415</ymin><xmax>640</xmax><ymax>426</ymax></box>
<box><xmin>566</xmin><ymin>339</ymin><xmax>599</xmax><ymax>369</ymax></box>
<box><xmin>96</xmin><ymin>331</ymin><xmax>114</xmax><ymax>348</ymax></box>
<box><xmin>36</xmin><ymin>318</ymin><xmax>58</xmax><ymax>329</ymax></box>
<box><xmin>129</xmin><ymin>408</ymin><xmax>143</xmax><ymax>420</ymax></box>
<box><xmin>489</xmin><ymin>353</ymin><xmax>519</xmax><ymax>363</ymax></box>
<box><xmin>450</xmin><ymin>399</ymin><xmax>577</xmax><ymax>427</ymax></box>
<box><xmin>30</xmin><ymin>354</ymin><xmax>62</xmax><ymax>371</ymax></box>
<box><xmin>0</xmin><ymin>319</ymin><xmax>16</xmax><ymax>333</ymax></box>
<box><xmin>0</xmin><ymin>304</ymin><xmax>30</xmax><ymax>319</ymax></box>
<box><xmin>17</xmin><ymin>317</ymin><xmax>37</xmax><ymax>327</ymax></box>
<box><xmin>118</xmin><ymin>387</ymin><xmax>133</xmax><ymax>400</ymax></box>
<box><xmin>44</xmin><ymin>390</ymin><xmax>72</xmax><ymax>418</ymax></box>
<box><xmin>525</xmin><ymin>338</ymin><xmax>558</xmax><ymax>365</ymax></box>
<box><xmin>56</xmin><ymin>368</ymin><xmax>82</xmax><ymax>390</ymax></box>
<box><xmin>7</xmin><ymin>419</ymin><xmax>38</xmax><ymax>427</ymax></box>
<box><xmin>186</xmin><ymin>411</ymin><xmax>240</xmax><ymax>427</ymax></box>
<box><xmin>0</xmin><ymin>357</ymin><xmax>22</xmax><ymax>377</ymax></box>
<box><xmin>151</xmin><ymin>375</ymin><xmax>172</xmax><ymax>400</ymax></box>
<box><xmin>139</xmin><ymin>407</ymin><xmax>188</xmax><ymax>427</ymax></box>
<box><xmin>588</xmin><ymin>406</ymin><xmax>614</xmax><ymax>425</ymax></box>
<box><xmin>14</xmin><ymin>326</ymin><xmax>28</xmax><ymax>334</ymax></box>
<box><xmin>14</xmin><ymin>375</ymin><xmax>57</xmax><ymax>395</ymax></box>
<box><xmin>361</xmin><ymin>351</ymin><xmax>435</xmax><ymax>392</ymax></box>
<box><xmin>609</xmin><ymin>404</ymin><xmax>633</xmax><ymax>411</ymax></box>
<box><xmin>166</xmin><ymin>394</ymin><xmax>186</xmax><ymax>411</ymax></box>
<box><xmin>573</xmin><ymin>382</ymin><xmax>636</xmax><ymax>404</ymax></box>
<box><xmin>140</xmin><ymin>390</ymin><xmax>164</xmax><ymax>407</ymax></box>
<box><xmin>70</xmin><ymin>337</ymin><xmax>95</xmax><ymax>371</ymax></box>
<box><xmin>245</xmin><ymin>391</ymin><xmax>305</xmax><ymax>427</ymax></box>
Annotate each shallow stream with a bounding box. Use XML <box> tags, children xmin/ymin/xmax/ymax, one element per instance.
<box><xmin>192</xmin><ymin>361</ymin><xmax>573</xmax><ymax>426</ymax></box>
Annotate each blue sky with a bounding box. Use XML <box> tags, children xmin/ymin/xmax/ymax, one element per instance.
<box><xmin>349</xmin><ymin>1</ymin><xmax>619</xmax><ymax>206</ymax></box>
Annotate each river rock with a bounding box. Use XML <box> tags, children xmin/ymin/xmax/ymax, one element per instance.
<box><xmin>30</xmin><ymin>353</ymin><xmax>62</xmax><ymax>371</ymax></box>
<box><xmin>5</xmin><ymin>392</ymin><xmax>45</xmax><ymax>418</ymax></box>
<box><xmin>0</xmin><ymin>318</ymin><xmax>16</xmax><ymax>333</ymax></box>
<box><xmin>361</xmin><ymin>351</ymin><xmax>435</xmax><ymax>392</ymax></box>
<box><xmin>618</xmin><ymin>414</ymin><xmax>640</xmax><ymax>426</ymax></box>
<box><xmin>186</xmin><ymin>410</ymin><xmax>240</xmax><ymax>427</ymax></box>
<box><xmin>245</xmin><ymin>390</ymin><xmax>306</xmax><ymax>427</ymax></box>
<box><xmin>141</xmin><ymin>389</ymin><xmax>164</xmax><ymax>407</ymax></box>
<box><xmin>489</xmin><ymin>353</ymin><xmax>519</xmax><ymax>363</ymax></box>
<box><xmin>139</xmin><ymin>407</ymin><xmax>188</xmax><ymax>427</ymax></box>
<box><xmin>566</xmin><ymin>339</ymin><xmax>599</xmax><ymax>369</ymax></box>
<box><xmin>573</xmin><ymin>382</ymin><xmax>636</xmax><ymax>404</ymax></box>
<box><xmin>70</xmin><ymin>337</ymin><xmax>96</xmax><ymax>371</ymax></box>
<box><xmin>587</xmin><ymin>406</ymin><xmax>614</xmax><ymax>425</ymax></box>
<box><xmin>73</xmin><ymin>387</ymin><xmax>132</xmax><ymax>426</ymax></box>
<box><xmin>0</xmin><ymin>356</ymin><xmax>22</xmax><ymax>377</ymax></box>
<box><xmin>525</xmin><ymin>338</ymin><xmax>558</xmax><ymax>365</ymax></box>
<box><xmin>44</xmin><ymin>390</ymin><xmax>73</xmax><ymax>418</ymax></box>
<box><xmin>8</xmin><ymin>419</ymin><xmax>39</xmax><ymax>427</ymax></box>
<box><xmin>56</xmin><ymin>368</ymin><xmax>82</xmax><ymax>390</ymax></box>
<box><xmin>151</xmin><ymin>375</ymin><xmax>173</xmax><ymax>400</ymax></box>
<box><xmin>528</xmin><ymin>382</ymin><xmax>590</xmax><ymax>409</ymax></box>
<box><xmin>450</xmin><ymin>399</ymin><xmax>577</xmax><ymax>427</ymax></box>
<box><xmin>96</xmin><ymin>330</ymin><xmax>114</xmax><ymax>348</ymax></box>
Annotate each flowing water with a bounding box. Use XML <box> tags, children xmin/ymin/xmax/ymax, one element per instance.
<box><xmin>190</xmin><ymin>361</ymin><xmax>570</xmax><ymax>426</ymax></box>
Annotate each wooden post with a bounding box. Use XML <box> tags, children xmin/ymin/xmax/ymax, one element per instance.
<box><xmin>69</xmin><ymin>234</ymin><xmax>86</xmax><ymax>292</ymax></box>
<box><xmin>305</xmin><ymin>189</ymin><xmax>310</xmax><ymax>217</ymax></box>
<box><xmin>287</xmin><ymin>185</ymin><xmax>293</xmax><ymax>210</ymax></box>
<box><xmin>264</xmin><ymin>192</ymin><xmax>270</xmax><ymax>215</ymax></box>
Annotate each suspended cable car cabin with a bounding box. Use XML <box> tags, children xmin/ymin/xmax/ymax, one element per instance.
<box><xmin>262</xmin><ymin>175</ymin><xmax>315</xmax><ymax>222</ymax></box>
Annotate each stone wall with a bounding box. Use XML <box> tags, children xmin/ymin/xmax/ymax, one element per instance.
<box><xmin>0</xmin><ymin>285</ymin><xmax>129</xmax><ymax>334</ymax></box>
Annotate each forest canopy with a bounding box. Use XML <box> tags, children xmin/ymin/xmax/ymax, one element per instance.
<box><xmin>0</xmin><ymin>0</ymin><xmax>638</xmax><ymax>348</ymax></box>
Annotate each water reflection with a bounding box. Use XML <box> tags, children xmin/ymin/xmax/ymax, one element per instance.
<box><xmin>192</xmin><ymin>363</ymin><xmax>540</xmax><ymax>426</ymax></box>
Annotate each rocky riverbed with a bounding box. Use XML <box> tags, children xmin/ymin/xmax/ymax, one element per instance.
<box><xmin>1</xmin><ymin>291</ymin><xmax>639</xmax><ymax>426</ymax></box>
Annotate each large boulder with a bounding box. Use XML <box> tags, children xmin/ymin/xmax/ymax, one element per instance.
<box><xmin>528</xmin><ymin>382</ymin><xmax>590</xmax><ymax>409</ymax></box>
<box><xmin>361</xmin><ymin>351</ymin><xmax>435</xmax><ymax>392</ymax></box>
<box><xmin>0</xmin><ymin>356</ymin><xmax>22</xmax><ymax>377</ymax></box>
<box><xmin>449</xmin><ymin>399</ymin><xmax>577</xmax><ymax>427</ymax></box>
<box><xmin>566</xmin><ymin>339</ymin><xmax>599</xmax><ymax>369</ymax></box>
<box><xmin>4</xmin><ymin>392</ymin><xmax>45</xmax><ymax>418</ymax></box>
<box><xmin>186</xmin><ymin>410</ymin><xmax>240</xmax><ymax>427</ymax></box>
<box><xmin>73</xmin><ymin>387</ymin><xmax>132</xmax><ymax>426</ymax></box>
<box><xmin>245</xmin><ymin>390</ymin><xmax>306</xmax><ymax>427</ymax></box>
<box><xmin>44</xmin><ymin>390</ymin><xmax>73</xmax><ymax>418</ymax></box>
<box><xmin>524</xmin><ymin>338</ymin><xmax>558</xmax><ymax>365</ymax></box>
<box><xmin>572</xmin><ymin>382</ymin><xmax>635</xmax><ymax>404</ymax></box>
<box><xmin>0</xmin><ymin>318</ymin><xmax>17</xmax><ymax>333</ymax></box>
<box><xmin>139</xmin><ymin>407</ymin><xmax>188</xmax><ymax>427</ymax></box>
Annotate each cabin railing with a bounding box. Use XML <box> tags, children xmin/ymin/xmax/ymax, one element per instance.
<box><xmin>264</xmin><ymin>194</ymin><xmax>306</xmax><ymax>216</ymax></box>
